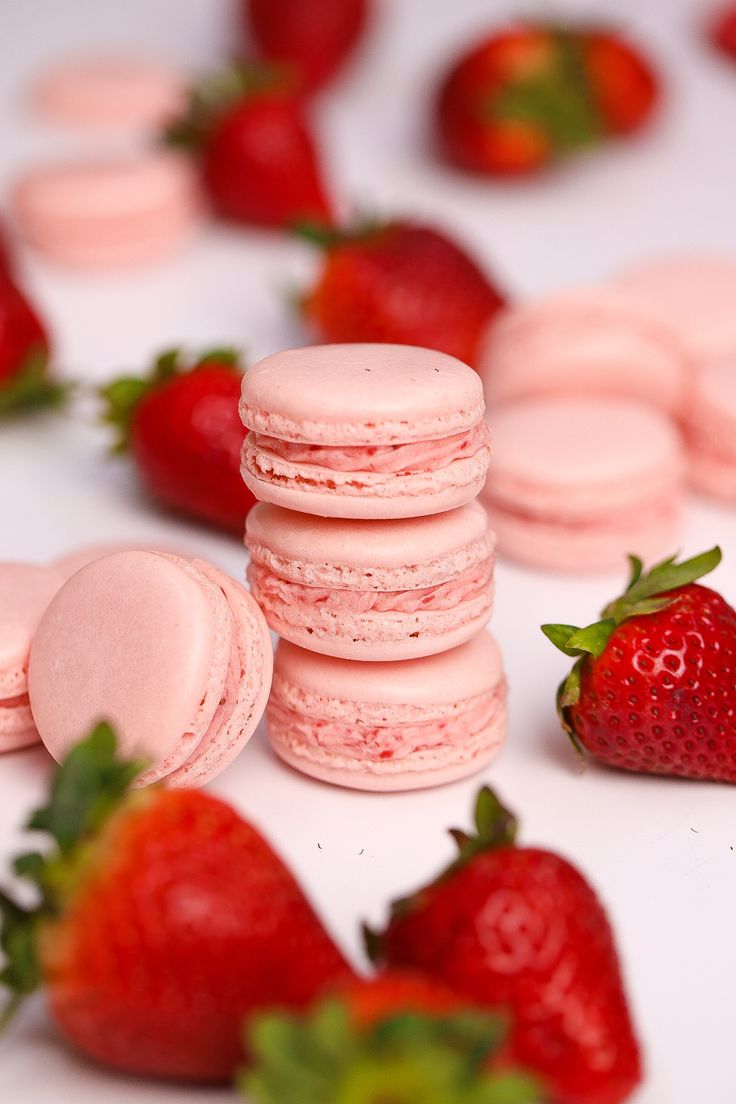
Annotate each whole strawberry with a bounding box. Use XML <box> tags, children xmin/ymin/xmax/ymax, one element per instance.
<box><xmin>243</xmin><ymin>972</ymin><xmax>540</xmax><ymax>1103</ymax></box>
<box><xmin>435</xmin><ymin>23</ymin><xmax>658</xmax><ymax>176</ymax></box>
<box><xmin>301</xmin><ymin>220</ymin><xmax>507</xmax><ymax>367</ymax></box>
<box><xmin>0</xmin><ymin>272</ymin><xmax>61</xmax><ymax>416</ymax></box>
<box><xmin>543</xmin><ymin>547</ymin><xmax>736</xmax><ymax>783</ymax></box>
<box><xmin>367</xmin><ymin>788</ymin><xmax>641</xmax><ymax>1104</ymax></box>
<box><xmin>243</xmin><ymin>0</ymin><xmax>371</xmax><ymax>95</ymax></box>
<box><xmin>102</xmin><ymin>347</ymin><xmax>256</xmax><ymax>534</ymax></box>
<box><xmin>167</xmin><ymin>64</ymin><xmax>332</xmax><ymax>228</ymax></box>
<box><xmin>711</xmin><ymin>5</ymin><xmax>736</xmax><ymax>61</ymax></box>
<box><xmin>0</xmin><ymin>725</ymin><xmax>354</xmax><ymax>1081</ymax></box>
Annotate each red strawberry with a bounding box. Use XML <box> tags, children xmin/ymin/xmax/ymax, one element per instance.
<box><xmin>543</xmin><ymin>547</ymin><xmax>736</xmax><ymax>783</ymax></box>
<box><xmin>166</xmin><ymin>65</ymin><xmax>332</xmax><ymax>228</ymax></box>
<box><xmin>300</xmin><ymin>220</ymin><xmax>507</xmax><ymax>367</ymax></box>
<box><xmin>367</xmin><ymin>788</ymin><xmax>641</xmax><ymax>1104</ymax></box>
<box><xmin>435</xmin><ymin>23</ymin><xmax>657</xmax><ymax>177</ymax></box>
<box><xmin>102</xmin><ymin>347</ymin><xmax>256</xmax><ymax>535</ymax></box>
<box><xmin>581</xmin><ymin>32</ymin><xmax>659</xmax><ymax>135</ymax></box>
<box><xmin>0</xmin><ymin>724</ymin><xmax>354</xmax><ymax>1081</ymax></box>
<box><xmin>0</xmin><ymin>272</ymin><xmax>61</xmax><ymax>416</ymax></box>
<box><xmin>242</xmin><ymin>971</ymin><xmax>540</xmax><ymax>1103</ymax></box>
<box><xmin>243</xmin><ymin>0</ymin><xmax>371</xmax><ymax>95</ymax></box>
<box><xmin>711</xmin><ymin>5</ymin><xmax>736</xmax><ymax>61</ymax></box>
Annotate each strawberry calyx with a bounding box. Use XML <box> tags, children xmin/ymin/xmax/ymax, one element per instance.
<box><xmin>164</xmin><ymin>63</ymin><xmax>296</xmax><ymax>149</ymax></box>
<box><xmin>491</xmin><ymin>27</ymin><xmax>604</xmax><ymax>153</ymax></box>
<box><xmin>295</xmin><ymin>216</ymin><xmax>386</xmax><ymax>250</ymax></box>
<box><xmin>100</xmin><ymin>346</ymin><xmax>241</xmax><ymax>452</ymax></box>
<box><xmin>242</xmin><ymin>998</ymin><xmax>539</xmax><ymax>1104</ymax></box>
<box><xmin>0</xmin><ymin>724</ymin><xmax>146</xmax><ymax>1024</ymax></box>
<box><xmin>0</xmin><ymin>348</ymin><xmax>68</xmax><ymax>417</ymax></box>
<box><xmin>541</xmin><ymin>547</ymin><xmax>723</xmax><ymax>747</ymax></box>
<box><xmin>364</xmin><ymin>789</ymin><xmax>517</xmax><ymax>963</ymax></box>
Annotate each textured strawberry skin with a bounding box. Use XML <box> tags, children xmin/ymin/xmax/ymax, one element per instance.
<box><xmin>569</xmin><ymin>584</ymin><xmax>736</xmax><ymax>782</ymax></box>
<box><xmin>129</xmin><ymin>362</ymin><xmax>256</xmax><ymax>534</ymax></box>
<box><xmin>304</xmin><ymin>222</ymin><xmax>506</xmax><ymax>366</ymax></box>
<box><xmin>582</xmin><ymin>33</ymin><xmax>659</xmax><ymax>135</ymax></box>
<box><xmin>0</xmin><ymin>273</ymin><xmax>49</xmax><ymax>385</ymax></box>
<box><xmin>41</xmin><ymin>789</ymin><xmax>354</xmax><ymax>1081</ymax></box>
<box><xmin>202</xmin><ymin>95</ymin><xmax>331</xmax><ymax>227</ymax></box>
<box><xmin>377</xmin><ymin>848</ymin><xmax>641</xmax><ymax>1104</ymax></box>
<box><xmin>245</xmin><ymin>0</ymin><xmax>370</xmax><ymax>93</ymax></box>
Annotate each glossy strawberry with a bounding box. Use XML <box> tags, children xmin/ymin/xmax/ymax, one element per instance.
<box><xmin>0</xmin><ymin>272</ymin><xmax>61</xmax><ymax>416</ymax></box>
<box><xmin>242</xmin><ymin>971</ymin><xmax>539</xmax><ymax>1103</ymax></box>
<box><xmin>301</xmin><ymin>220</ymin><xmax>507</xmax><ymax>367</ymax></box>
<box><xmin>435</xmin><ymin>23</ymin><xmax>657</xmax><ymax>177</ymax></box>
<box><xmin>0</xmin><ymin>725</ymin><xmax>355</xmax><ymax>1081</ymax></box>
<box><xmin>166</xmin><ymin>65</ymin><xmax>332</xmax><ymax>228</ymax></box>
<box><xmin>102</xmin><ymin>347</ymin><xmax>256</xmax><ymax>534</ymax></box>
<box><xmin>543</xmin><ymin>547</ymin><xmax>736</xmax><ymax>782</ymax></box>
<box><xmin>243</xmin><ymin>0</ymin><xmax>371</xmax><ymax>94</ymax></box>
<box><xmin>711</xmin><ymin>5</ymin><xmax>736</xmax><ymax>61</ymax></box>
<box><xmin>367</xmin><ymin>788</ymin><xmax>641</xmax><ymax>1104</ymax></box>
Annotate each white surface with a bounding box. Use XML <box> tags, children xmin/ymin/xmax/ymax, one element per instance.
<box><xmin>1</xmin><ymin>1</ymin><xmax>736</xmax><ymax>1101</ymax></box>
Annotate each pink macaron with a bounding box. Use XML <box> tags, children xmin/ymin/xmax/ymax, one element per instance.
<box><xmin>11</xmin><ymin>151</ymin><xmax>202</xmax><ymax>269</ymax></box>
<box><xmin>268</xmin><ymin>631</ymin><xmax>507</xmax><ymax>791</ymax></box>
<box><xmin>615</xmin><ymin>256</ymin><xmax>736</xmax><ymax>364</ymax></box>
<box><xmin>0</xmin><ymin>563</ymin><xmax>66</xmax><ymax>752</ymax></box>
<box><xmin>246</xmin><ymin>501</ymin><xmax>494</xmax><ymax>660</ymax></box>
<box><xmin>685</xmin><ymin>360</ymin><xmax>736</xmax><ymax>501</ymax></box>
<box><xmin>33</xmin><ymin>54</ymin><xmax>186</xmax><ymax>131</ymax></box>
<box><xmin>28</xmin><ymin>551</ymin><xmax>273</xmax><ymax>787</ymax></box>
<box><xmin>483</xmin><ymin>397</ymin><xmax>684</xmax><ymax>572</ymax></box>
<box><xmin>240</xmin><ymin>344</ymin><xmax>491</xmax><ymax>519</ymax></box>
<box><xmin>479</xmin><ymin>286</ymin><xmax>688</xmax><ymax>415</ymax></box>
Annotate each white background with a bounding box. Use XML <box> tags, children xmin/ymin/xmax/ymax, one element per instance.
<box><xmin>1</xmin><ymin>1</ymin><xmax>736</xmax><ymax>1101</ymax></box>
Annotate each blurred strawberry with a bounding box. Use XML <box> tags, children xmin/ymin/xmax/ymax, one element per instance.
<box><xmin>166</xmin><ymin>65</ymin><xmax>332</xmax><ymax>228</ymax></box>
<box><xmin>242</xmin><ymin>972</ymin><xmax>540</xmax><ymax>1103</ymax></box>
<box><xmin>243</xmin><ymin>0</ymin><xmax>371</xmax><ymax>94</ymax></box>
<box><xmin>300</xmin><ymin>220</ymin><xmax>507</xmax><ymax>366</ymax></box>
<box><xmin>0</xmin><ymin>272</ymin><xmax>61</xmax><ymax>416</ymax></box>
<box><xmin>711</xmin><ymin>5</ymin><xmax>736</xmax><ymax>61</ymax></box>
<box><xmin>102</xmin><ymin>347</ymin><xmax>256</xmax><ymax>535</ymax></box>
<box><xmin>436</xmin><ymin>23</ymin><xmax>658</xmax><ymax>176</ymax></box>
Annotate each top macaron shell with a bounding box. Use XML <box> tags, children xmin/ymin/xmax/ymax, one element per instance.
<box><xmin>479</xmin><ymin>286</ymin><xmax>689</xmax><ymax>415</ymax></box>
<box><xmin>246</xmin><ymin>500</ymin><xmax>495</xmax><ymax>660</ymax></box>
<box><xmin>240</xmin><ymin>344</ymin><xmax>491</xmax><ymax>518</ymax></box>
<box><xmin>28</xmin><ymin>551</ymin><xmax>272</xmax><ymax>787</ymax></box>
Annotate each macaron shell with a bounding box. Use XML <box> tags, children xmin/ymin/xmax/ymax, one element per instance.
<box><xmin>54</xmin><ymin>541</ymin><xmax>194</xmax><ymax>580</ymax></box>
<box><xmin>0</xmin><ymin>563</ymin><xmax>65</xmax><ymax>698</ymax></box>
<box><xmin>164</xmin><ymin>561</ymin><xmax>273</xmax><ymax>787</ymax></box>
<box><xmin>28</xmin><ymin>552</ymin><xmax>231</xmax><ymax>782</ymax></box>
<box><xmin>240</xmin><ymin>344</ymin><xmax>485</xmax><ymax>445</ymax></box>
<box><xmin>34</xmin><ymin>55</ymin><xmax>186</xmax><ymax>130</ymax></box>
<box><xmin>0</xmin><ymin>696</ymin><xmax>40</xmax><ymax>752</ymax></box>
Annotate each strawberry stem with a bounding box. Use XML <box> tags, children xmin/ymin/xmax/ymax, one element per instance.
<box><xmin>0</xmin><ymin>349</ymin><xmax>68</xmax><ymax>417</ymax></box>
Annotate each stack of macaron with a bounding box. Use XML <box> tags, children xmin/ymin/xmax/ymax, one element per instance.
<box><xmin>477</xmin><ymin>254</ymin><xmax>736</xmax><ymax>571</ymax></box>
<box><xmin>241</xmin><ymin>343</ymin><xmax>507</xmax><ymax>791</ymax></box>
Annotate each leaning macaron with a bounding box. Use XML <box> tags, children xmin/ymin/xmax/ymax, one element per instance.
<box><xmin>28</xmin><ymin>551</ymin><xmax>272</xmax><ymax>786</ymax></box>
<box><xmin>268</xmin><ymin>632</ymin><xmax>507</xmax><ymax>792</ymax></box>
<box><xmin>246</xmin><ymin>501</ymin><xmax>494</xmax><ymax>660</ymax></box>
<box><xmin>685</xmin><ymin>360</ymin><xmax>736</xmax><ymax>501</ymax></box>
<box><xmin>479</xmin><ymin>286</ymin><xmax>688</xmax><ymax>415</ymax></box>
<box><xmin>615</xmin><ymin>256</ymin><xmax>736</xmax><ymax>363</ymax></box>
<box><xmin>33</xmin><ymin>54</ymin><xmax>186</xmax><ymax>131</ymax></box>
<box><xmin>0</xmin><ymin>563</ymin><xmax>65</xmax><ymax>752</ymax></box>
<box><xmin>483</xmin><ymin>397</ymin><xmax>684</xmax><ymax>573</ymax></box>
<box><xmin>11</xmin><ymin>151</ymin><xmax>202</xmax><ymax>269</ymax></box>
<box><xmin>240</xmin><ymin>344</ymin><xmax>491</xmax><ymax>519</ymax></box>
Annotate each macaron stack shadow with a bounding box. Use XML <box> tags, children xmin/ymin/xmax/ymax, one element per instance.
<box><xmin>241</xmin><ymin>342</ymin><xmax>506</xmax><ymax>792</ymax></box>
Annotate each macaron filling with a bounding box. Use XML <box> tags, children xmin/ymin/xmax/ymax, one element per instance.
<box><xmin>251</xmin><ymin>421</ymin><xmax>489</xmax><ymax>475</ymax></box>
<box><xmin>485</xmin><ymin>491</ymin><xmax>681</xmax><ymax>534</ymax></box>
<box><xmin>267</xmin><ymin>682</ymin><xmax>506</xmax><ymax>774</ymax></box>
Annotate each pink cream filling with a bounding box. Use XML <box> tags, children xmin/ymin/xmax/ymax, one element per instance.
<box><xmin>269</xmin><ymin>689</ymin><xmax>501</xmax><ymax>763</ymax></box>
<box><xmin>250</xmin><ymin>561</ymin><xmax>492</xmax><ymax>614</ymax></box>
<box><xmin>0</xmin><ymin>693</ymin><xmax>30</xmax><ymax>710</ymax></box>
<box><xmin>254</xmin><ymin>421</ymin><xmax>489</xmax><ymax>475</ymax></box>
<box><xmin>486</xmin><ymin>492</ymin><xmax>679</xmax><ymax>532</ymax></box>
